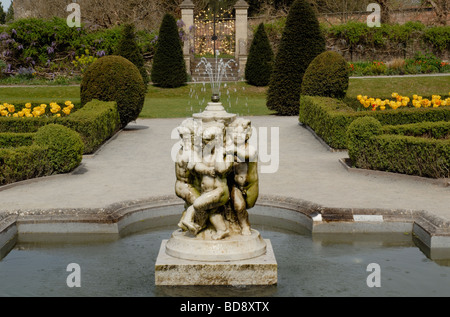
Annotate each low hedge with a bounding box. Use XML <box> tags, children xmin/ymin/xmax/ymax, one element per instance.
<box><xmin>0</xmin><ymin>132</ymin><xmax>34</xmax><ymax>148</ymax></box>
<box><xmin>0</xmin><ymin>124</ymin><xmax>84</xmax><ymax>186</ymax></box>
<box><xmin>34</xmin><ymin>124</ymin><xmax>84</xmax><ymax>174</ymax></box>
<box><xmin>382</xmin><ymin>121</ymin><xmax>450</xmax><ymax>139</ymax></box>
<box><xmin>299</xmin><ymin>95</ymin><xmax>450</xmax><ymax>149</ymax></box>
<box><xmin>0</xmin><ymin>145</ymin><xmax>51</xmax><ymax>186</ymax></box>
<box><xmin>0</xmin><ymin>100</ymin><xmax>120</xmax><ymax>154</ymax></box>
<box><xmin>347</xmin><ymin>117</ymin><xmax>450</xmax><ymax>179</ymax></box>
<box><xmin>62</xmin><ymin>100</ymin><xmax>120</xmax><ymax>154</ymax></box>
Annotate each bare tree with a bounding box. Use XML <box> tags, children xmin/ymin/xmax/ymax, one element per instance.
<box><xmin>424</xmin><ymin>0</ymin><xmax>448</xmax><ymax>25</ymax></box>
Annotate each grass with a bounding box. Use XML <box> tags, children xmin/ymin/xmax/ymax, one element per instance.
<box><xmin>346</xmin><ymin>75</ymin><xmax>450</xmax><ymax>98</ymax></box>
<box><xmin>0</xmin><ymin>75</ymin><xmax>448</xmax><ymax>118</ymax></box>
<box><xmin>142</xmin><ymin>82</ymin><xmax>272</xmax><ymax>118</ymax></box>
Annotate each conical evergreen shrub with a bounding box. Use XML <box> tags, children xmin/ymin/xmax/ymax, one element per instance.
<box><xmin>245</xmin><ymin>23</ymin><xmax>274</xmax><ymax>87</ymax></box>
<box><xmin>151</xmin><ymin>14</ymin><xmax>187</xmax><ymax>88</ymax></box>
<box><xmin>301</xmin><ymin>51</ymin><xmax>349</xmax><ymax>99</ymax></box>
<box><xmin>115</xmin><ymin>23</ymin><xmax>149</xmax><ymax>87</ymax></box>
<box><xmin>266</xmin><ymin>0</ymin><xmax>326</xmax><ymax>115</ymax></box>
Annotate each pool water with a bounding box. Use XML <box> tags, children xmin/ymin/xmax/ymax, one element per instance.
<box><xmin>1</xmin><ymin>220</ymin><xmax>450</xmax><ymax>297</ymax></box>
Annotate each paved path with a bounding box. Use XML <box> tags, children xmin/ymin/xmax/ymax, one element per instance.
<box><xmin>0</xmin><ymin>117</ymin><xmax>449</xmax><ymax>222</ymax></box>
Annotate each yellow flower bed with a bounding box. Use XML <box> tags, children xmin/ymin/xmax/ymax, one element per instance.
<box><xmin>357</xmin><ymin>93</ymin><xmax>450</xmax><ymax>111</ymax></box>
<box><xmin>0</xmin><ymin>101</ymin><xmax>75</xmax><ymax>118</ymax></box>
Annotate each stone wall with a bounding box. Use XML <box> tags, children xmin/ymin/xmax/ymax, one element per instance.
<box><xmin>14</xmin><ymin>0</ymin><xmax>70</xmax><ymax>19</ymax></box>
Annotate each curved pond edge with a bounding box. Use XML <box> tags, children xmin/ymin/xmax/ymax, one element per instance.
<box><xmin>1</xmin><ymin>194</ymin><xmax>450</xmax><ymax>260</ymax></box>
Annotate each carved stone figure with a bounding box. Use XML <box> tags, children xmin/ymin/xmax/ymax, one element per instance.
<box><xmin>174</xmin><ymin>113</ymin><xmax>259</xmax><ymax>240</ymax></box>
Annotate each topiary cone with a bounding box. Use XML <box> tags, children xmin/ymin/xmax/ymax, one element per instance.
<box><xmin>267</xmin><ymin>0</ymin><xmax>326</xmax><ymax>116</ymax></box>
<box><xmin>302</xmin><ymin>51</ymin><xmax>350</xmax><ymax>99</ymax></box>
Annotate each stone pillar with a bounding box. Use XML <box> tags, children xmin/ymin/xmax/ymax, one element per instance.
<box><xmin>234</xmin><ymin>0</ymin><xmax>249</xmax><ymax>78</ymax></box>
<box><xmin>180</xmin><ymin>0</ymin><xmax>195</xmax><ymax>75</ymax></box>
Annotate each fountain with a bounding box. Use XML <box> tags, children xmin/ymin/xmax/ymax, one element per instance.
<box><xmin>155</xmin><ymin>52</ymin><xmax>277</xmax><ymax>286</ymax></box>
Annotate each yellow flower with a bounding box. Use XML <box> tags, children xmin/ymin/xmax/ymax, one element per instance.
<box><xmin>12</xmin><ymin>113</ymin><xmax>18</xmax><ymax>117</ymax></box>
<box><xmin>421</xmin><ymin>99</ymin><xmax>430</xmax><ymax>107</ymax></box>
<box><xmin>50</xmin><ymin>104</ymin><xmax>61</xmax><ymax>113</ymax></box>
<box><xmin>25</xmin><ymin>103</ymin><xmax>32</xmax><ymax>109</ymax></box>
<box><xmin>7</xmin><ymin>104</ymin><xmax>14</xmax><ymax>113</ymax></box>
<box><xmin>62</xmin><ymin>107</ymin><xmax>71</xmax><ymax>115</ymax></box>
<box><xmin>1</xmin><ymin>110</ymin><xmax>9</xmax><ymax>116</ymax></box>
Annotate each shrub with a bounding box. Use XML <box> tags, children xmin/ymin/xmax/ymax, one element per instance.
<box><xmin>34</xmin><ymin>124</ymin><xmax>84</xmax><ymax>174</ymax></box>
<box><xmin>267</xmin><ymin>0</ymin><xmax>326</xmax><ymax>115</ymax></box>
<box><xmin>62</xmin><ymin>100</ymin><xmax>120</xmax><ymax>154</ymax></box>
<box><xmin>80</xmin><ymin>55</ymin><xmax>146</xmax><ymax>128</ymax></box>
<box><xmin>4</xmin><ymin>17</ymin><xmax>86</xmax><ymax>68</ymax></box>
<box><xmin>346</xmin><ymin>116</ymin><xmax>382</xmax><ymax>165</ymax></box>
<box><xmin>151</xmin><ymin>14</ymin><xmax>187</xmax><ymax>88</ymax></box>
<box><xmin>423</xmin><ymin>26</ymin><xmax>450</xmax><ymax>52</ymax></box>
<box><xmin>301</xmin><ymin>51</ymin><xmax>349</xmax><ymax>99</ymax></box>
<box><xmin>299</xmin><ymin>95</ymin><xmax>450</xmax><ymax>149</ymax></box>
<box><xmin>347</xmin><ymin>118</ymin><xmax>450</xmax><ymax>179</ymax></box>
<box><xmin>382</xmin><ymin>121</ymin><xmax>450</xmax><ymax>139</ymax></box>
<box><xmin>0</xmin><ymin>100</ymin><xmax>120</xmax><ymax>154</ymax></box>
<box><xmin>245</xmin><ymin>23</ymin><xmax>274</xmax><ymax>87</ymax></box>
<box><xmin>0</xmin><ymin>132</ymin><xmax>34</xmax><ymax>148</ymax></box>
<box><xmin>0</xmin><ymin>145</ymin><xmax>51</xmax><ymax>185</ymax></box>
<box><xmin>115</xmin><ymin>23</ymin><xmax>149</xmax><ymax>86</ymax></box>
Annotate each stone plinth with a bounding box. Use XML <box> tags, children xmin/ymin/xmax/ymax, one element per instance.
<box><xmin>155</xmin><ymin>239</ymin><xmax>277</xmax><ymax>286</ymax></box>
<box><xmin>166</xmin><ymin>229</ymin><xmax>267</xmax><ymax>261</ymax></box>
<box><xmin>193</xmin><ymin>102</ymin><xmax>236</xmax><ymax>124</ymax></box>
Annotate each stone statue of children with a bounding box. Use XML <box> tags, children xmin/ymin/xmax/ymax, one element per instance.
<box><xmin>181</xmin><ymin>122</ymin><xmax>234</xmax><ymax>240</ymax></box>
<box><xmin>227</xmin><ymin>118</ymin><xmax>259</xmax><ymax>236</ymax></box>
<box><xmin>175</xmin><ymin>119</ymin><xmax>201</xmax><ymax>231</ymax></box>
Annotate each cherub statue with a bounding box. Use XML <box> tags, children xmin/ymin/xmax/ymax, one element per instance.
<box><xmin>227</xmin><ymin>118</ymin><xmax>259</xmax><ymax>236</ymax></box>
<box><xmin>181</xmin><ymin>123</ymin><xmax>234</xmax><ymax>240</ymax></box>
<box><xmin>175</xmin><ymin>119</ymin><xmax>201</xmax><ymax>230</ymax></box>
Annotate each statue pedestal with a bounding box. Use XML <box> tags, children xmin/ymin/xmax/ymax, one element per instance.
<box><xmin>155</xmin><ymin>237</ymin><xmax>277</xmax><ymax>286</ymax></box>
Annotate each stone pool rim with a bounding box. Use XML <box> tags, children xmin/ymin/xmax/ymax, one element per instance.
<box><xmin>1</xmin><ymin>194</ymin><xmax>450</xmax><ymax>259</ymax></box>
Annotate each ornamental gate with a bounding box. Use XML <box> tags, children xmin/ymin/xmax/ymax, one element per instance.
<box><xmin>180</xmin><ymin>0</ymin><xmax>249</xmax><ymax>78</ymax></box>
<box><xmin>193</xmin><ymin>14</ymin><xmax>235</xmax><ymax>57</ymax></box>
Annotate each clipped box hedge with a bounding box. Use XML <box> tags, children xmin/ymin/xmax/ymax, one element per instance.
<box><xmin>62</xmin><ymin>100</ymin><xmax>120</xmax><ymax>154</ymax></box>
<box><xmin>299</xmin><ymin>95</ymin><xmax>450</xmax><ymax>149</ymax></box>
<box><xmin>0</xmin><ymin>132</ymin><xmax>34</xmax><ymax>148</ymax></box>
<box><xmin>347</xmin><ymin>117</ymin><xmax>450</xmax><ymax>179</ymax></box>
<box><xmin>0</xmin><ymin>124</ymin><xmax>84</xmax><ymax>186</ymax></box>
<box><xmin>0</xmin><ymin>145</ymin><xmax>51</xmax><ymax>185</ymax></box>
<box><xmin>0</xmin><ymin>100</ymin><xmax>120</xmax><ymax>186</ymax></box>
<box><xmin>0</xmin><ymin>100</ymin><xmax>120</xmax><ymax>154</ymax></box>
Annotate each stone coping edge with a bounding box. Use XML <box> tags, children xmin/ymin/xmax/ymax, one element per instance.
<box><xmin>1</xmin><ymin>194</ymin><xmax>450</xmax><ymax>254</ymax></box>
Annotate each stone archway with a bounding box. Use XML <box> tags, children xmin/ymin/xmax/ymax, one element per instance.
<box><xmin>180</xmin><ymin>0</ymin><xmax>249</xmax><ymax>79</ymax></box>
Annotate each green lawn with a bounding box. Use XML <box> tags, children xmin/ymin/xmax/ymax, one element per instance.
<box><xmin>346</xmin><ymin>75</ymin><xmax>450</xmax><ymax>98</ymax></box>
<box><xmin>0</xmin><ymin>75</ymin><xmax>448</xmax><ymax>118</ymax></box>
